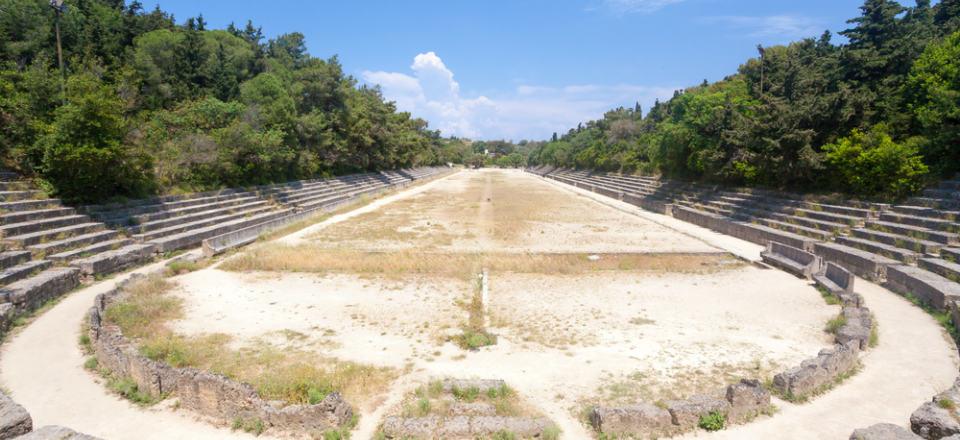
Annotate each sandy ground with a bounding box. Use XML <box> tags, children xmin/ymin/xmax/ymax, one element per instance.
<box><xmin>0</xmin><ymin>251</ymin><xmax>282</xmax><ymax>440</ymax></box>
<box><xmin>291</xmin><ymin>169</ymin><xmax>718</xmax><ymax>254</ymax></box>
<box><xmin>1</xmin><ymin>169</ymin><xmax>956</xmax><ymax>440</ymax></box>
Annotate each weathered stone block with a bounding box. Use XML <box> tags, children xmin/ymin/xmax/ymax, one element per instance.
<box><xmin>850</xmin><ymin>423</ymin><xmax>922</xmax><ymax>439</ymax></box>
<box><xmin>589</xmin><ymin>404</ymin><xmax>673</xmax><ymax>436</ymax></box>
<box><xmin>667</xmin><ymin>395</ymin><xmax>731</xmax><ymax>430</ymax></box>
<box><xmin>0</xmin><ymin>391</ymin><xmax>32</xmax><ymax>439</ymax></box>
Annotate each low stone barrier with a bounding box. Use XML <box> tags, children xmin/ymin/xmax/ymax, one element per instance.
<box><xmin>88</xmin><ymin>276</ymin><xmax>353</xmax><ymax>435</ymax></box>
<box><xmin>589</xmin><ymin>379</ymin><xmax>770</xmax><ymax>437</ymax></box>
<box><xmin>772</xmin><ymin>343</ymin><xmax>860</xmax><ymax>401</ymax></box>
<box><xmin>202</xmin><ymin>206</ymin><xmax>326</xmax><ymax>256</ymax></box>
<box><xmin>910</xmin><ymin>377</ymin><xmax>960</xmax><ymax>439</ymax></box>
<box><xmin>380</xmin><ymin>379</ymin><xmax>557</xmax><ymax>439</ymax></box>
<box><xmin>886</xmin><ymin>265</ymin><xmax>960</xmax><ymax>311</ymax></box>
<box><xmin>850</xmin><ymin>423</ymin><xmax>922</xmax><ymax>439</ymax></box>
<box><xmin>761</xmin><ymin>242</ymin><xmax>821</xmax><ymax>279</ymax></box>
<box><xmin>837</xmin><ymin>306</ymin><xmax>874</xmax><ymax>350</ymax></box>
<box><xmin>622</xmin><ymin>193</ymin><xmax>673</xmax><ymax>215</ymax></box>
<box><xmin>814</xmin><ymin>242</ymin><xmax>897</xmax><ymax>282</ymax></box>
<box><xmin>1</xmin><ymin>390</ymin><xmax>99</xmax><ymax>440</ymax></box>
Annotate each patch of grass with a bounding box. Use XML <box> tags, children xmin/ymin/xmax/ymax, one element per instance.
<box><xmin>452</xmin><ymin>385</ymin><xmax>481</xmax><ymax>402</ymax></box>
<box><xmin>825</xmin><ymin>315</ymin><xmax>848</xmax><ymax>335</ymax></box>
<box><xmin>103</xmin><ymin>275</ymin><xmax>180</xmax><ymax>339</ymax></box>
<box><xmin>698</xmin><ymin>411</ymin><xmax>726</xmax><ymax>431</ymax></box>
<box><xmin>904</xmin><ymin>293</ymin><xmax>960</xmax><ymax>343</ymax></box>
<box><xmin>869</xmin><ymin>313</ymin><xmax>879</xmax><ymax>348</ymax></box>
<box><xmin>164</xmin><ymin>258</ymin><xmax>210</xmax><ymax>276</ymax></box>
<box><xmin>107</xmin><ymin>376</ymin><xmax>160</xmax><ymax>406</ymax></box>
<box><xmin>817</xmin><ymin>287</ymin><xmax>841</xmax><ymax>306</ymax></box>
<box><xmin>542</xmin><ymin>425</ymin><xmax>561</xmax><ymax>440</ymax></box>
<box><xmin>453</xmin><ymin>328</ymin><xmax>497</xmax><ymax>350</ymax></box>
<box><xmin>939</xmin><ymin>397</ymin><xmax>956</xmax><ymax>410</ymax></box>
<box><xmin>78</xmin><ymin>333</ymin><xmax>92</xmax><ymax>354</ymax></box>
<box><xmin>231</xmin><ymin>417</ymin><xmax>265</xmax><ymax>436</ymax></box>
<box><xmin>492</xmin><ymin>431</ymin><xmax>516</xmax><ymax>440</ymax></box>
<box><xmin>84</xmin><ymin>357</ymin><xmax>99</xmax><ymax>370</ymax></box>
<box><xmin>220</xmin><ymin>247</ymin><xmax>739</xmax><ymax>278</ymax></box>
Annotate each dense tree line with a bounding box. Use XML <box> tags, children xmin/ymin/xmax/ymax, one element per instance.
<box><xmin>0</xmin><ymin>0</ymin><xmax>462</xmax><ymax>203</ymax></box>
<box><xmin>529</xmin><ymin>0</ymin><xmax>960</xmax><ymax>200</ymax></box>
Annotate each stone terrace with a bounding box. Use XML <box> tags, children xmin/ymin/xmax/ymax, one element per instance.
<box><xmin>527</xmin><ymin>166</ymin><xmax>960</xmax><ymax>314</ymax></box>
<box><xmin>0</xmin><ymin>167</ymin><xmax>445</xmax><ymax>321</ymax></box>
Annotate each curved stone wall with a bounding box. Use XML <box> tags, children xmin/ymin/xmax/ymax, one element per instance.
<box><xmin>87</xmin><ymin>276</ymin><xmax>353</xmax><ymax>435</ymax></box>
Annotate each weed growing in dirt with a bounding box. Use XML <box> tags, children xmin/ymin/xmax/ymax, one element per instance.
<box><xmin>698</xmin><ymin>411</ymin><xmax>726</xmax><ymax>431</ymax></box>
<box><xmin>824</xmin><ymin>315</ymin><xmax>848</xmax><ymax>334</ymax></box>
<box><xmin>231</xmin><ymin>417</ymin><xmax>265</xmax><ymax>436</ymax></box>
<box><xmin>107</xmin><ymin>376</ymin><xmax>159</xmax><ymax>406</ymax></box>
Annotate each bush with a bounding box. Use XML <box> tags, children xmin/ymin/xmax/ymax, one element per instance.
<box><xmin>698</xmin><ymin>411</ymin><xmax>726</xmax><ymax>431</ymax></box>
<box><xmin>822</xmin><ymin>124</ymin><xmax>929</xmax><ymax>200</ymax></box>
<box><xmin>825</xmin><ymin>315</ymin><xmax>848</xmax><ymax>335</ymax></box>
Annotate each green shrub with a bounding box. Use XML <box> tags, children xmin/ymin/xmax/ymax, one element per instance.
<box><xmin>822</xmin><ymin>124</ymin><xmax>929</xmax><ymax>200</ymax></box>
<box><xmin>825</xmin><ymin>315</ymin><xmax>848</xmax><ymax>334</ymax></box>
<box><xmin>232</xmin><ymin>417</ymin><xmax>265</xmax><ymax>436</ymax></box>
<box><xmin>454</xmin><ymin>328</ymin><xmax>497</xmax><ymax>350</ymax></box>
<box><xmin>698</xmin><ymin>411</ymin><xmax>726</xmax><ymax>431</ymax></box>
<box><xmin>939</xmin><ymin>398</ymin><xmax>956</xmax><ymax>410</ymax></box>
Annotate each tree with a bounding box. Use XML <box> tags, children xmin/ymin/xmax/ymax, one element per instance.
<box><xmin>905</xmin><ymin>31</ymin><xmax>960</xmax><ymax>176</ymax></box>
<box><xmin>822</xmin><ymin>124</ymin><xmax>928</xmax><ymax>199</ymax></box>
<box><xmin>35</xmin><ymin>72</ymin><xmax>151</xmax><ymax>202</ymax></box>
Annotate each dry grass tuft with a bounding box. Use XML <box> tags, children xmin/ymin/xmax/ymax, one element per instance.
<box><xmin>104</xmin><ymin>274</ymin><xmax>395</xmax><ymax>406</ymax></box>
<box><xmin>221</xmin><ymin>246</ymin><xmax>737</xmax><ymax>279</ymax></box>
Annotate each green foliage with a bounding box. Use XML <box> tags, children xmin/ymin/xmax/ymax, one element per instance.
<box><xmin>822</xmin><ymin>124</ymin><xmax>929</xmax><ymax>199</ymax></box>
<box><xmin>906</xmin><ymin>31</ymin><xmax>960</xmax><ymax>176</ymax></box>
<box><xmin>107</xmin><ymin>376</ymin><xmax>159</xmax><ymax>406</ymax></box>
<box><xmin>0</xmin><ymin>1</ymin><xmax>460</xmax><ymax>203</ymax></box>
<box><xmin>825</xmin><ymin>315</ymin><xmax>848</xmax><ymax>335</ymax></box>
<box><xmin>529</xmin><ymin>3</ymin><xmax>960</xmax><ymax>198</ymax></box>
<box><xmin>698</xmin><ymin>411</ymin><xmax>726</xmax><ymax>431</ymax></box>
<box><xmin>231</xmin><ymin>417</ymin><xmax>265</xmax><ymax>436</ymax></box>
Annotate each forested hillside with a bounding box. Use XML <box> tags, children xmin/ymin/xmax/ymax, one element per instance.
<box><xmin>529</xmin><ymin>0</ymin><xmax>960</xmax><ymax>200</ymax></box>
<box><xmin>0</xmin><ymin>0</ymin><xmax>464</xmax><ymax>203</ymax></box>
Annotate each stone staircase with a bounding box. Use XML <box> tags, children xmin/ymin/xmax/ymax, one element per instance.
<box><xmin>0</xmin><ymin>179</ymin><xmax>152</xmax><ymax>316</ymax></box>
<box><xmin>533</xmin><ymin>168</ymin><xmax>960</xmax><ymax>312</ymax></box>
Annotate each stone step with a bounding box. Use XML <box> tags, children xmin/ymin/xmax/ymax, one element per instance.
<box><xmin>91</xmin><ymin>191</ymin><xmax>258</xmax><ymax>223</ymax></box>
<box><xmin>944</xmin><ymin>248</ymin><xmax>960</xmax><ymax>263</ymax></box>
<box><xmin>836</xmin><ymin>236</ymin><xmax>919</xmax><ymax>264</ymax></box>
<box><xmin>0</xmin><ymin>181</ymin><xmax>31</xmax><ymax>192</ymax></box>
<box><xmin>0</xmin><ymin>199</ymin><xmax>61</xmax><ymax>213</ymax></box>
<box><xmin>0</xmin><ymin>207</ymin><xmax>76</xmax><ymax>226</ymax></box>
<box><xmin>756</xmin><ymin>218</ymin><xmax>835</xmax><ymax>241</ymax></box>
<box><xmin>0</xmin><ymin>190</ymin><xmax>44</xmax><ymax>202</ymax></box>
<box><xmin>128</xmin><ymin>200</ymin><xmax>270</xmax><ymax>233</ymax></box>
<box><xmin>769</xmin><ymin>212</ymin><xmax>849</xmax><ymax>233</ymax></box>
<box><xmin>0</xmin><ymin>266</ymin><xmax>80</xmax><ymax>312</ymax></box>
<box><xmin>850</xmin><ymin>228</ymin><xmax>943</xmax><ymax>255</ymax></box>
<box><xmin>125</xmin><ymin>195</ymin><xmax>266</xmax><ymax>225</ymax></box>
<box><xmin>149</xmin><ymin>209</ymin><xmax>291</xmax><ymax>253</ymax></box>
<box><xmin>866</xmin><ymin>220</ymin><xmax>960</xmax><ymax>245</ymax></box>
<box><xmin>0</xmin><ymin>214</ymin><xmax>88</xmax><ymax>238</ymax></box>
<box><xmin>793</xmin><ymin>208</ymin><xmax>865</xmax><ymax>227</ymax></box>
<box><xmin>0</xmin><ymin>251</ymin><xmax>31</xmax><ymax>270</ymax></box>
<box><xmin>26</xmin><ymin>229</ymin><xmax>119</xmax><ymax>257</ymax></box>
<box><xmin>923</xmin><ymin>188</ymin><xmax>960</xmax><ymax>200</ymax></box>
<box><xmin>802</xmin><ymin>203</ymin><xmax>875</xmax><ymax>219</ymax></box>
<box><xmin>813</xmin><ymin>241</ymin><xmax>899</xmax><ymax>282</ymax></box>
<box><xmin>132</xmin><ymin>206</ymin><xmax>276</xmax><ymax>241</ymax></box>
<box><xmin>886</xmin><ymin>265</ymin><xmax>960</xmax><ymax>310</ymax></box>
<box><xmin>940</xmin><ymin>180</ymin><xmax>960</xmax><ymax>191</ymax></box>
<box><xmin>906</xmin><ymin>197</ymin><xmax>960</xmax><ymax>210</ymax></box>
<box><xmin>47</xmin><ymin>237</ymin><xmax>132</xmax><ymax>262</ymax></box>
<box><xmin>918</xmin><ymin>258</ymin><xmax>960</xmax><ymax>283</ymax></box>
<box><xmin>2</xmin><ymin>222</ymin><xmax>104</xmax><ymax>248</ymax></box>
<box><xmin>890</xmin><ymin>205</ymin><xmax>959</xmax><ymax>221</ymax></box>
<box><xmin>0</xmin><ymin>260</ymin><xmax>51</xmax><ymax>286</ymax></box>
<box><xmin>879</xmin><ymin>212</ymin><xmax>959</xmax><ymax>233</ymax></box>
<box><xmin>72</xmin><ymin>243</ymin><xmax>155</xmax><ymax>277</ymax></box>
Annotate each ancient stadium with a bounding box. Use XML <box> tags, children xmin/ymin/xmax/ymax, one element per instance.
<box><xmin>0</xmin><ymin>166</ymin><xmax>955</xmax><ymax>439</ymax></box>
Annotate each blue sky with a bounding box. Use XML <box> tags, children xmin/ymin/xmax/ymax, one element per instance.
<box><xmin>150</xmin><ymin>0</ymin><xmax>869</xmax><ymax>140</ymax></box>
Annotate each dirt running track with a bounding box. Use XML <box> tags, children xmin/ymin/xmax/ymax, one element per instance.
<box><xmin>0</xmin><ymin>170</ymin><xmax>957</xmax><ymax>440</ymax></box>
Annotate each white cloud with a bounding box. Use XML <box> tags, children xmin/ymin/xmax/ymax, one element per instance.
<box><xmin>599</xmin><ymin>0</ymin><xmax>687</xmax><ymax>15</ymax></box>
<box><xmin>702</xmin><ymin>15</ymin><xmax>824</xmax><ymax>40</ymax></box>
<box><xmin>362</xmin><ymin>52</ymin><xmax>677</xmax><ymax>141</ymax></box>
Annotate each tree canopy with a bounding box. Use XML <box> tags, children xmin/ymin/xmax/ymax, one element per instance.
<box><xmin>528</xmin><ymin>0</ymin><xmax>960</xmax><ymax>200</ymax></box>
<box><xmin>0</xmin><ymin>0</ymin><xmax>463</xmax><ymax>202</ymax></box>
